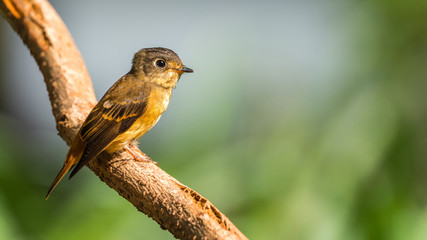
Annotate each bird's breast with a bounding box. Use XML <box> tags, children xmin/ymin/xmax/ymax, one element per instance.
<box><xmin>106</xmin><ymin>87</ymin><xmax>172</xmax><ymax>152</ymax></box>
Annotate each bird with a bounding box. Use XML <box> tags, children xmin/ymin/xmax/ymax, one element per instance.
<box><xmin>45</xmin><ymin>47</ymin><xmax>193</xmax><ymax>199</ymax></box>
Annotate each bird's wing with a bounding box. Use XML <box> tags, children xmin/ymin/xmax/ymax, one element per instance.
<box><xmin>69</xmin><ymin>96</ymin><xmax>148</xmax><ymax>178</ymax></box>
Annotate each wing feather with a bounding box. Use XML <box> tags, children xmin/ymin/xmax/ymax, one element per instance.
<box><xmin>69</xmin><ymin>96</ymin><xmax>148</xmax><ymax>178</ymax></box>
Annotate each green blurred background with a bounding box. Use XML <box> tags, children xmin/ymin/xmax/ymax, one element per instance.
<box><xmin>1</xmin><ymin>0</ymin><xmax>427</xmax><ymax>239</ymax></box>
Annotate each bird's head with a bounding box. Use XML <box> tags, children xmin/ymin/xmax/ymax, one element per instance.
<box><xmin>131</xmin><ymin>47</ymin><xmax>193</xmax><ymax>89</ymax></box>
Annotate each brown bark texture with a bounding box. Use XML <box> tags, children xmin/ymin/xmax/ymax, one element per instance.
<box><xmin>0</xmin><ymin>0</ymin><xmax>247</xmax><ymax>239</ymax></box>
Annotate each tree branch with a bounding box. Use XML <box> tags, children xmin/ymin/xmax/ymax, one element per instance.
<box><xmin>0</xmin><ymin>0</ymin><xmax>247</xmax><ymax>239</ymax></box>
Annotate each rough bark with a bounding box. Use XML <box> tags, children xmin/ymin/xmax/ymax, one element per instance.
<box><xmin>0</xmin><ymin>0</ymin><xmax>247</xmax><ymax>239</ymax></box>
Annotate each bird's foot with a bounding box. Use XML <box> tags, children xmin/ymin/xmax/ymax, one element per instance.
<box><xmin>124</xmin><ymin>145</ymin><xmax>158</xmax><ymax>165</ymax></box>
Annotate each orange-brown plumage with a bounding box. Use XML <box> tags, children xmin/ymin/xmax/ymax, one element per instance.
<box><xmin>45</xmin><ymin>48</ymin><xmax>192</xmax><ymax>199</ymax></box>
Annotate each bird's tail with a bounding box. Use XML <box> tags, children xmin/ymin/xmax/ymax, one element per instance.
<box><xmin>45</xmin><ymin>135</ymin><xmax>85</xmax><ymax>200</ymax></box>
<box><xmin>45</xmin><ymin>162</ymin><xmax>74</xmax><ymax>200</ymax></box>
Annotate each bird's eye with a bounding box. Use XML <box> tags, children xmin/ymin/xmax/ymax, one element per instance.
<box><xmin>155</xmin><ymin>59</ymin><xmax>166</xmax><ymax>68</ymax></box>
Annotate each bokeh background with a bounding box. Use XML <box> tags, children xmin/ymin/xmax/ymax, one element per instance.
<box><xmin>1</xmin><ymin>0</ymin><xmax>427</xmax><ymax>239</ymax></box>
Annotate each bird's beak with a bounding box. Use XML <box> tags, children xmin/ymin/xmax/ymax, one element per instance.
<box><xmin>172</xmin><ymin>66</ymin><xmax>193</xmax><ymax>74</ymax></box>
